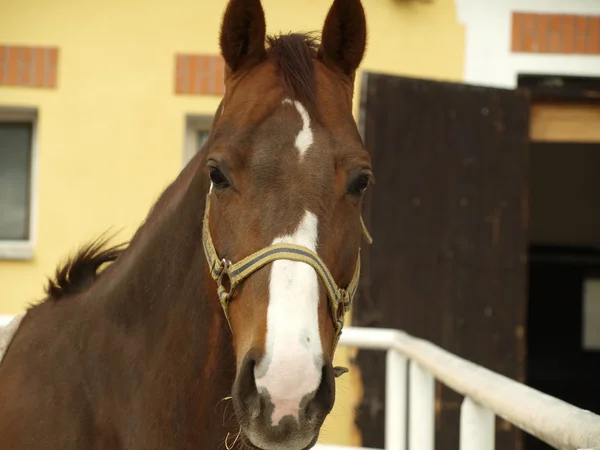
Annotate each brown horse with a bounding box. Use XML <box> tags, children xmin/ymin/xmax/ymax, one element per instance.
<box><xmin>0</xmin><ymin>0</ymin><xmax>372</xmax><ymax>448</ymax></box>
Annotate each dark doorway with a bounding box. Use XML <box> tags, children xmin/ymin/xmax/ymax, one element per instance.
<box><xmin>525</xmin><ymin>142</ymin><xmax>600</xmax><ymax>450</ymax></box>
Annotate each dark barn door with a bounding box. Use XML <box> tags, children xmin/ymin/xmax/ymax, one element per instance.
<box><xmin>354</xmin><ymin>73</ymin><xmax>530</xmax><ymax>450</ymax></box>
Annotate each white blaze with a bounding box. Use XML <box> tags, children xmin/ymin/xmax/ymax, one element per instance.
<box><xmin>254</xmin><ymin>100</ymin><xmax>321</xmax><ymax>426</ymax></box>
<box><xmin>283</xmin><ymin>99</ymin><xmax>313</xmax><ymax>158</ymax></box>
<box><xmin>255</xmin><ymin>210</ymin><xmax>323</xmax><ymax>425</ymax></box>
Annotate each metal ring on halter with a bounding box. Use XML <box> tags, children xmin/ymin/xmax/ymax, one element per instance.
<box><xmin>217</xmin><ymin>259</ymin><xmax>230</xmax><ymax>290</ymax></box>
<box><xmin>217</xmin><ymin>258</ymin><xmax>236</xmax><ymax>302</ymax></box>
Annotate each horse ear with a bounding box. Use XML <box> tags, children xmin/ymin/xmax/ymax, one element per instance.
<box><xmin>219</xmin><ymin>0</ymin><xmax>267</xmax><ymax>74</ymax></box>
<box><xmin>318</xmin><ymin>0</ymin><xmax>367</xmax><ymax>76</ymax></box>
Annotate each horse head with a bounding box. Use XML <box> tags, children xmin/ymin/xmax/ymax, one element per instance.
<box><xmin>201</xmin><ymin>0</ymin><xmax>371</xmax><ymax>447</ymax></box>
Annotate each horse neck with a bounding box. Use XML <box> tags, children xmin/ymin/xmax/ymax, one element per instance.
<box><xmin>83</xmin><ymin>157</ymin><xmax>236</xmax><ymax>434</ymax></box>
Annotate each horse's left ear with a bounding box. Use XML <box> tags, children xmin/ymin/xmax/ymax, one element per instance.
<box><xmin>318</xmin><ymin>0</ymin><xmax>367</xmax><ymax>77</ymax></box>
<box><xmin>219</xmin><ymin>0</ymin><xmax>267</xmax><ymax>75</ymax></box>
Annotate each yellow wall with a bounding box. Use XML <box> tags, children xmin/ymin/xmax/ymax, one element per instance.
<box><xmin>0</xmin><ymin>0</ymin><xmax>463</xmax><ymax>445</ymax></box>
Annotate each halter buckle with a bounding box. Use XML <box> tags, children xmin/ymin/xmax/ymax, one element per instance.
<box><xmin>335</xmin><ymin>289</ymin><xmax>349</xmax><ymax>320</ymax></box>
<box><xmin>217</xmin><ymin>258</ymin><xmax>233</xmax><ymax>300</ymax></box>
<box><xmin>341</xmin><ymin>290</ymin><xmax>352</xmax><ymax>309</ymax></box>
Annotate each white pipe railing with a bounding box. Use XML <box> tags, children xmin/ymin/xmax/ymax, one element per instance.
<box><xmin>460</xmin><ymin>397</ymin><xmax>495</xmax><ymax>450</ymax></box>
<box><xmin>325</xmin><ymin>327</ymin><xmax>600</xmax><ymax>450</ymax></box>
<box><xmin>408</xmin><ymin>361</ymin><xmax>435</xmax><ymax>450</ymax></box>
<box><xmin>0</xmin><ymin>315</ymin><xmax>13</xmax><ymax>326</ymax></box>
<box><xmin>2</xmin><ymin>315</ymin><xmax>600</xmax><ymax>450</ymax></box>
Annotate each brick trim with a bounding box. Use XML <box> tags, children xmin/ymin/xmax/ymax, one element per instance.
<box><xmin>175</xmin><ymin>54</ymin><xmax>225</xmax><ymax>95</ymax></box>
<box><xmin>512</xmin><ymin>12</ymin><xmax>600</xmax><ymax>54</ymax></box>
<box><xmin>0</xmin><ymin>45</ymin><xmax>59</xmax><ymax>88</ymax></box>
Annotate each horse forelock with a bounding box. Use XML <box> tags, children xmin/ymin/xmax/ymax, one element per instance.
<box><xmin>266</xmin><ymin>32</ymin><xmax>321</xmax><ymax>121</ymax></box>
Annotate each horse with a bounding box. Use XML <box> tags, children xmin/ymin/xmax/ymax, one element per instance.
<box><xmin>0</xmin><ymin>0</ymin><xmax>372</xmax><ymax>448</ymax></box>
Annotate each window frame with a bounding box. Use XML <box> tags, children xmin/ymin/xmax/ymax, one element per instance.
<box><xmin>0</xmin><ymin>107</ymin><xmax>38</xmax><ymax>261</ymax></box>
<box><xmin>183</xmin><ymin>115</ymin><xmax>213</xmax><ymax>167</ymax></box>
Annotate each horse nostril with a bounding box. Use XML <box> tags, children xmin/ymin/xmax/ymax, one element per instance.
<box><xmin>236</xmin><ymin>352</ymin><xmax>261</xmax><ymax>416</ymax></box>
<box><xmin>306</xmin><ymin>362</ymin><xmax>336</xmax><ymax>420</ymax></box>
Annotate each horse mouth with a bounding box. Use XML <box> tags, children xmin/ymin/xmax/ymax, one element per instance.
<box><xmin>239</xmin><ymin>428</ymin><xmax>320</xmax><ymax>450</ymax></box>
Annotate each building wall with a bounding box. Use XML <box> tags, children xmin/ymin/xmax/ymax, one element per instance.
<box><xmin>0</xmin><ymin>0</ymin><xmax>464</xmax><ymax>445</ymax></box>
<box><xmin>457</xmin><ymin>0</ymin><xmax>600</xmax><ymax>88</ymax></box>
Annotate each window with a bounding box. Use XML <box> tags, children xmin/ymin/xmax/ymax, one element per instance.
<box><xmin>0</xmin><ymin>108</ymin><xmax>37</xmax><ymax>260</ymax></box>
<box><xmin>183</xmin><ymin>115</ymin><xmax>213</xmax><ymax>167</ymax></box>
<box><xmin>583</xmin><ymin>277</ymin><xmax>600</xmax><ymax>351</ymax></box>
<box><xmin>197</xmin><ymin>129</ymin><xmax>210</xmax><ymax>150</ymax></box>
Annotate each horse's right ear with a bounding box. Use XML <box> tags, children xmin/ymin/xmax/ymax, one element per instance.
<box><xmin>219</xmin><ymin>0</ymin><xmax>267</xmax><ymax>75</ymax></box>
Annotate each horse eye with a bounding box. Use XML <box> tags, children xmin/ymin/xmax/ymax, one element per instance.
<box><xmin>209</xmin><ymin>167</ymin><xmax>230</xmax><ymax>189</ymax></box>
<box><xmin>348</xmin><ymin>173</ymin><xmax>370</xmax><ymax>196</ymax></box>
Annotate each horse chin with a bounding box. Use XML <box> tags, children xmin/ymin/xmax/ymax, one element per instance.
<box><xmin>239</xmin><ymin>427</ymin><xmax>320</xmax><ymax>450</ymax></box>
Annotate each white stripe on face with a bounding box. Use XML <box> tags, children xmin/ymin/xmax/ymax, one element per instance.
<box><xmin>253</xmin><ymin>100</ymin><xmax>321</xmax><ymax>425</ymax></box>
<box><xmin>254</xmin><ymin>210</ymin><xmax>323</xmax><ymax>426</ymax></box>
<box><xmin>283</xmin><ymin>99</ymin><xmax>313</xmax><ymax>158</ymax></box>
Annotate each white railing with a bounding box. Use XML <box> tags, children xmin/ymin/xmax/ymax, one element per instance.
<box><xmin>2</xmin><ymin>315</ymin><xmax>600</xmax><ymax>450</ymax></box>
<box><xmin>0</xmin><ymin>315</ymin><xmax>12</xmax><ymax>326</ymax></box>
<box><xmin>315</xmin><ymin>327</ymin><xmax>600</xmax><ymax>450</ymax></box>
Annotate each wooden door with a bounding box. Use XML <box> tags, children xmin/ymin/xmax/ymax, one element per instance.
<box><xmin>353</xmin><ymin>73</ymin><xmax>530</xmax><ymax>450</ymax></box>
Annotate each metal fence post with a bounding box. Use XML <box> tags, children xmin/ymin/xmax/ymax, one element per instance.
<box><xmin>408</xmin><ymin>361</ymin><xmax>435</xmax><ymax>450</ymax></box>
<box><xmin>386</xmin><ymin>349</ymin><xmax>407</xmax><ymax>450</ymax></box>
<box><xmin>460</xmin><ymin>397</ymin><xmax>495</xmax><ymax>450</ymax></box>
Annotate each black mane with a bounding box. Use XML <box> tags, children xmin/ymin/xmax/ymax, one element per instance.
<box><xmin>43</xmin><ymin>234</ymin><xmax>127</xmax><ymax>302</ymax></box>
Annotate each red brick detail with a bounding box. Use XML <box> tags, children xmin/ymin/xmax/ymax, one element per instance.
<box><xmin>174</xmin><ymin>54</ymin><xmax>225</xmax><ymax>95</ymax></box>
<box><xmin>0</xmin><ymin>45</ymin><xmax>59</xmax><ymax>88</ymax></box>
<box><xmin>512</xmin><ymin>12</ymin><xmax>600</xmax><ymax>55</ymax></box>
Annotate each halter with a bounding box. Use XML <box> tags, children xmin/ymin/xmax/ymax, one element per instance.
<box><xmin>201</xmin><ymin>193</ymin><xmax>372</xmax><ymax>351</ymax></box>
